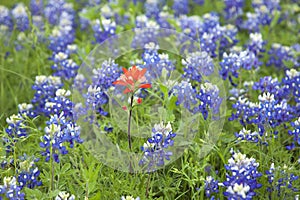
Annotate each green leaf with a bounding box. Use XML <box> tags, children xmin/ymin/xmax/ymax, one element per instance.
<box><xmin>167</xmin><ymin>95</ymin><xmax>178</xmax><ymax>111</ymax></box>
<box><xmin>61</xmin><ymin>163</ymin><xmax>71</xmax><ymax>173</ymax></box>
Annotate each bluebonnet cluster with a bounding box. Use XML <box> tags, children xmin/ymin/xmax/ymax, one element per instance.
<box><xmin>204</xmin><ymin>176</ymin><xmax>219</xmax><ymax>199</ymax></box>
<box><xmin>0</xmin><ymin>177</ymin><xmax>25</xmax><ymax>200</ymax></box>
<box><xmin>17</xmin><ymin>156</ymin><xmax>42</xmax><ymax>189</ymax></box>
<box><xmin>85</xmin><ymin>85</ymin><xmax>109</xmax><ymax>117</ymax></box>
<box><xmin>139</xmin><ymin>122</ymin><xmax>176</xmax><ymax>171</ymax></box>
<box><xmin>132</xmin><ymin>16</ymin><xmax>160</xmax><ymax>48</ymax></box>
<box><xmin>44</xmin><ymin>89</ymin><xmax>73</xmax><ymax>118</ymax></box>
<box><xmin>235</xmin><ymin>128</ymin><xmax>260</xmax><ymax>143</ymax></box>
<box><xmin>172</xmin><ymin>80</ymin><xmax>198</xmax><ymax>112</ymax></box>
<box><xmin>247</xmin><ymin>32</ymin><xmax>266</xmax><ymax>56</ymax></box>
<box><xmin>11</xmin><ymin>3</ymin><xmax>29</xmax><ymax>32</ymax></box>
<box><xmin>31</xmin><ymin>75</ymin><xmax>63</xmax><ymax>115</ymax></box>
<box><xmin>242</xmin><ymin>0</ymin><xmax>281</xmax><ymax>32</ymax></box>
<box><xmin>252</xmin><ymin>76</ymin><xmax>280</xmax><ymax>95</ymax></box>
<box><xmin>182</xmin><ymin>51</ymin><xmax>214</xmax><ymax>82</ymax></box>
<box><xmin>144</xmin><ymin>0</ymin><xmax>161</xmax><ymax>19</ymax></box>
<box><xmin>224</xmin><ymin>0</ymin><xmax>245</xmax><ymax>21</ymax></box>
<box><xmin>287</xmin><ymin>117</ymin><xmax>300</xmax><ymax>150</ymax></box>
<box><xmin>40</xmin><ymin>113</ymin><xmax>83</xmax><ymax>163</ymax></box>
<box><xmin>230</xmin><ymin>92</ymin><xmax>296</xmax><ymax>137</ymax></box>
<box><xmin>156</xmin><ymin>11</ymin><xmax>173</xmax><ymax>29</ymax></box>
<box><xmin>219</xmin><ymin>50</ymin><xmax>260</xmax><ymax>82</ymax></box>
<box><xmin>196</xmin><ymin>82</ymin><xmax>222</xmax><ymax>119</ymax></box>
<box><xmin>121</xmin><ymin>196</ymin><xmax>140</xmax><ymax>200</ymax></box>
<box><xmin>0</xmin><ymin>6</ymin><xmax>13</xmax><ymax>31</ymax></box>
<box><xmin>4</xmin><ymin>114</ymin><xmax>28</xmax><ymax>153</ymax></box>
<box><xmin>141</xmin><ymin>42</ymin><xmax>175</xmax><ymax>80</ymax></box>
<box><xmin>172</xmin><ymin>81</ymin><xmax>222</xmax><ymax>120</ymax></box>
<box><xmin>222</xmin><ymin>149</ymin><xmax>262</xmax><ymax>199</ymax></box>
<box><xmin>267</xmin><ymin>43</ymin><xmax>300</xmax><ymax>68</ymax></box>
<box><xmin>172</xmin><ymin>0</ymin><xmax>189</xmax><ymax>16</ymax></box>
<box><xmin>51</xmin><ymin>52</ymin><xmax>79</xmax><ymax>79</ymax></box>
<box><xmin>55</xmin><ymin>191</ymin><xmax>75</xmax><ymax>200</ymax></box>
<box><xmin>92</xmin><ymin>59</ymin><xmax>122</xmax><ymax>90</ymax></box>
<box><xmin>265</xmin><ymin>163</ymin><xmax>299</xmax><ymax>198</ymax></box>
<box><xmin>91</xmin><ymin>18</ymin><xmax>116</xmax><ymax>44</ymax></box>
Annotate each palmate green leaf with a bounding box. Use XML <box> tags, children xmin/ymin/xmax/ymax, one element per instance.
<box><xmin>61</xmin><ymin>163</ymin><xmax>71</xmax><ymax>174</ymax></box>
<box><xmin>24</xmin><ymin>188</ymin><xmax>44</xmax><ymax>199</ymax></box>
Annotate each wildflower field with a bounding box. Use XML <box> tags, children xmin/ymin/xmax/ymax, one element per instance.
<box><xmin>1</xmin><ymin>0</ymin><xmax>300</xmax><ymax>199</ymax></box>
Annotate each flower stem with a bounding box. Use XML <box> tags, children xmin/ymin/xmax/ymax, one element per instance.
<box><xmin>145</xmin><ymin>173</ymin><xmax>151</xmax><ymax>198</ymax></box>
<box><xmin>127</xmin><ymin>94</ymin><xmax>134</xmax><ymax>152</ymax></box>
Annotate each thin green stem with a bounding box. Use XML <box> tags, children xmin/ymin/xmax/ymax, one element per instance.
<box><xmin>145</xmin><ymin>173</ymin><xmax>151</xmax><ymax>198</ymax></box>
<box><xmin>127</xmin><ymin>94</ymin><xmax>134</xmax><ymax>151</ymax></box>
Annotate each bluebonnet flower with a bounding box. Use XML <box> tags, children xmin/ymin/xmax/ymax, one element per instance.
<box><xmin>51</xmin><ymin>52</ymin><xmax>79</xmax><ymax>79</ymax></box>
<box><xmin>12</xmin><ymin>3</ymin><xmax>30</xmax><ymax>32</ymax></box>
<box><xmin>44</xmin><ymin>0</ymin><xmax>75</xmax><ymax>26</ymax></box>
<box><xmin>31</xmin><ymin>75</ymin><xmax>63</xmax><ymax>115</ymax></box>
<box><xmin>172</xmin><ymin>80</ymin><xmax>198</xmax><ymax>112</ymax></box>
<box><xmin>172</xmin><ymin>0</ymin><xmax>189</xmax><ymax>16</ymax></box>
<box><xmin>242</xmin><ymin>12</ymin><xmax>261</xmax><ymax>32</ymax></box>
<box><xmin>0</xmin><ymin>177</ymin><xmax>25</xmax><ymax>200</ymax></box>
<box><xmin>44</xmin><ymin>89</ymin><xmax>73</xmax><ymax>117</ymax></box>
<box><xmin>85</xmin><ymin>85</ymin><xmax>109</xmax><ymax>117</ymax></box>
<box><xmin>201</xmin><ymin>12</ymin><xmax>220</xmax><ymax>32</ymax></box>
<box><xmin>18</xmin><ymin>103</ymin><xmax>36</xmax><ymax>118</ymax></box>
<box><xmin>156</xmin><ymin>11</ymin><xmax>173</xmax><ymax>29</ymax></box>
<box><xmin>91</xmin><ymin>18</ymin><xmax>116</xmax><ymax>44</ymax></box>
<box><xmin>182</xmin><ymin>51</ymin><xmax>214</xmax><ymax>83</ymax></box>
<box><xmin>265</xmin><ymin>163</ymin><xmax>299</xmax><ymax>198</ymax></box>
<box><xmin>230</xmin><ymin>92</ymin><xmax>296</xmax><ymax>136</ymax></box>
<box><xmin>196</xmin><ymin>82</ymin><xmax>222</xmax><ymax>119</ymax></box>
<box><xmin>139</xmin><ymin>122</ymin><xmax>176</xmax><ymax>171</ymax></box>
<box><xmin>17</xmin><ymin>157</ymin><xmax>42</xmax><ymax>189</ymax></box>
<box><xmin>32</xmin><ymin>15</ymin><xmax>44</xmax><ymax>32</ymax></box>
<box><xmin>40</xmin><ymin>113</ymin><xmax>83</xmax><ymax>163</ymax></box>
<box><xmin>140</xmin><ymin>43</ymin><xmax>175</xmax><ymax>80</ymax></box>
<box><xmin>48</xmin><ymin>26</ymin><xmax>75</xmax><ymax>53</ymax></box>
<box><xmin>178</xmin><ymin>15</ymin><xmax>202</xmax><ymax>41</ymax></box>
<box><xmin>267</xmin><ymin>43</ymin><xmax>299</xmax><ymax>68</ymax></box>
<box><xmin>55</xmin><ymin>191</ymin><xmax>75</xmax><ymax>200</ymax></box>
<box><xmin>73</xmin><ymin>74</ymin><xmax>88</xmax><ymax>92</ymax></box>
<box><xmin>172</xmin><ymin>81</ymin><xmax>222</xmax><ymax>119</ymax></box>
<box><xmin>132</xmin><ymin>17</ymin><xmax>160</xmax><ymax>48</ymax></box>
<box><xmin>287</xmin><ymin>117</ymin><xmax>300</xmax><ymax>150</ymax></box>
<box><xmin>219</xmin><ymin>50</ymin><xmax>260</xmax><ymax>81</ymax></box>
<box><xmin>194</xmin><ymin>0</ymin><xmax>204</xmax><ymax>5</ymax></box>
<box><xmin>204</xmin><ymin>176</ymin><xmax>219</xmax><ymax>199</ymax></box>
<box><xmin>30</xmin><ymin>0</ymin><xmax>44</xmax><ymax>16</ymax></box>
<box><xmin>222</xmin><ymin>149</ymin><xmax>262</xmax><ymax>200</ymax></box>
<box><xmin>219</xmin><ymin>24</ymin><xmax>238</xmax><ymax>53</ymax></box>
<box><xmin>121</xmin><ymin>196</ymin><xmax>140</xmax><ymax>200</ymax></box>
<box><xmin>92</xmin><ymin>59</ymin><xmax>121</xmax><ymax>90</ymax></box>
<box><xmin>0</xmin><ymin>6</ymin><xmax>13</xmax><ymax>31</ymax></box>
<box><xmin>224</xmin><ymin>0</ymin><xmax>245</xmax><ymax>20</ymax></box>
<box><xmin>252</xmin><ymin>0</ymin><xmax>281</xmax><ymax>25</ymax></box>
<box><xmin>4</xmin><ymin>114</ymin><xmax>27</xmax><ymax>153</ymax></box>
<box><xmin>144</xmin><ymin>0</ymin><xmax>161</xmax><ymax>18</ymax></box>
<box><xmin>252</xmin><ymin>76</ymin><xmax>292</xmax><ymax>103</ymax></box>
<box><xmin>247</xmin><ymin>32</ymin><xmax>266</xmax><ymax>56</ymax></box>
<box><xmin>282</xmin><ymin>69</ymin><xmax>300</xmax><ymax>103</ymax></box>
<box><xmin>235</xmin><ymin>128</ymin><xmax>260</xmax><ymax>143</ymax></box>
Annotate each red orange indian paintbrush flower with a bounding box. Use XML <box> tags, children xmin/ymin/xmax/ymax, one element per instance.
<box><xmin>113</xmin><ymin>65</ymin><xmax>151</xmax><ymax>94</ymax></box>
